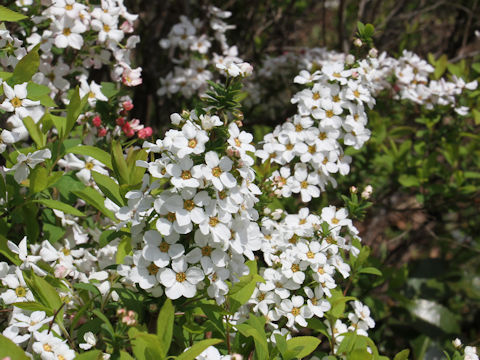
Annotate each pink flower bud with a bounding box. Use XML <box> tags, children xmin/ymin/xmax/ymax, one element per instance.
<box><xmin>116</xmin><ymin>117</ymin><xmax>125</xmax><ymax>126</ymax></box>
<box><xmin>92</xmin><ymin>116</ymin><xmax>102</xmax><ymax>127</ymax></box>
<box><xmin>120</xmin><ymin>21</ymin><xmax>134</xmax><ymax>33</ymax></box>
<box><xmin>122</xmin><ymin>101</ymin><xmax>134</xmax><ymax>111</ymax></box>
<box><xmin>98</xmin><ymin>127</ymin><xmax>108</xmax><ymax>137</ymax></box>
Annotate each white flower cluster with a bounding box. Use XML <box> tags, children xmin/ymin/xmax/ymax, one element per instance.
<box><xmin>111</xmin><ymin>110</ymin><xmax>262</xmax><ymax>303</ymax></box>
<box><xmin>0</xmin><ymin>0</ymin><xmax>141</xmax><ymax>143</ymax></box>
<box><xmin>256</xmin><ymin>56</ymin><xmax>377</xmax><ymax>202</ymax></box>
<box><xmin>158</xmin><ymin>6</ymin><xmax>251</xmax><ymax>98</ymax></box>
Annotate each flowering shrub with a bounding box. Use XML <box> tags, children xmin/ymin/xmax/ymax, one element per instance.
<box><xmin>0</xmin><ymin>3</ymin><xmax>479</xmax><ymax>360</ymax></box>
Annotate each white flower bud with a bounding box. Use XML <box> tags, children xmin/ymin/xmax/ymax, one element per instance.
<box><xmin>361</xmin><ymin>185</ymin><xmax>373</xmax><ymax>199</ymax></box>
<box><xmin>452</xmin><ymin>338</ymin><xmax>462</xmax><ymax>348</ymax></box>
<box><xmin>368</xmin><ymin>48</ymin><xmax>378</xmax><ymax>58</ymax></box>
<box><xmin>345</xmin><ymin>54</ymin><xmax>355</xmax><ymax>65</ymax></box>
<box><xmin>354</xmin><ymin>38</ymin><xmax>363</xmax><ymax>47</ymax></box>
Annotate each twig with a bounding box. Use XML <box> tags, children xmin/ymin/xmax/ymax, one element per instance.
<box><xmin>47</xmin><ymin>302</ymin><xmax>66</xmax><ymax>334</ymax></box>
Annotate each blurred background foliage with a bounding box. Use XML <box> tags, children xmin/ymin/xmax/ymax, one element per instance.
<box><xmin>126</xmin><ymin>0</ymin><xmax>479</xmax><ymax>358</ymax></box>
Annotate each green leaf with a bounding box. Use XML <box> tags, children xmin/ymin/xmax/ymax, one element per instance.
<box><xmin>67</xmin><ymin>145</ymin><xmax>113</xmax><ymax>170</ymax></box>
<box><xmin>74</xmin><ymin>350</ymin><xmax>103</xmax><ymax>360</ymax></box>
<box><xmin>176</xmin><ymin>339</ymin><xmax>223</xmax><ymax>360</ymax></box>
<box><xmin>128</xmin><ymin>328</ymin><xmax>164</xmax><ymax>360</ymax></box>
<box><xmin>43</xmin><ymin>223</ymin><xmax>65</xmax><ymax>244</ymax></box>
<box><xmin>126</xmin><ymin>147</ymin><xmax>148</xmax><ymax>185</ymax></box>
<box><xmin>119</xmin><ymin>351</ymin><xmax>135</xmax><ymax>360</ymax></box>
<box><xmin>73</xmin><ymin>282</ymin><xmax>102</xmax><ymax>298</ymax></box>
<box><xmin>111</xmin><ymin>140</ymin><xmax>129</xmax><ymax>185</ymax></box>
<box><xmin>472</xmin><ymin>109</ymin><xmax>480</xmax><ymax>125</ymax></box>
<box><xmin>0</xmin><ymin>334</ymin><xmax>30</xmax><ymax>359</ymax></box>
<box><xmin>73</xmin><ymin>187</ymin><xmax>116</xmax><ymax>220</ymax></box>
<box><xmin>33</xmin><ymin>199</ymin><xmax>85</xmax><ymax>217</ymax></box>
<box><xmin>101</xmin><ymin>82</ymin><xmax>120</xmax><ymax>98</ymax></box>
<box><xmin>358</xmin><ymin>267</ymin><xmax>383</xmax><ymax>276</ymax></box>
<box><xmin>27</xmin><ymin>82</ymin><xmax>56</xmax><ymax>107</ymax></box>
<box><xmin>157</xmin><ymin>298</ymin><xmax>174</xmax><ymax>358</ymax></box>
<box><xmin>23</xmin><ymin>272</ymin><xmax>63</xmax><ymax>322</ymax></box>
<box><xmin>284</xmin><ymin>336</ymin><xmax>321</xmax><ymax>360</ymax></box>
<box><xmin>433</xmin><ymin>55</ymin><xmax>448</xmax><ymax>79</ymax></box>
<box><xmin>13</xmin><ymin>301</ymin><xmax>52</xmax><ymax>314</ymax></box>
<box><xmin>92</xmin><ymin>170</ymin><xmax>124</xmax><ymax>206</ymax></box>
<box><xmin>29</xmin><ymin>166</ymin><xmax>48</xmax><ymax>194</ymax></box>
<box><xmin>398</xmin><ymin>174</ymin><xmax>420</xmax><ymax>187</ymax></box>
<box><xmin>116</xmin><ymin>236</ymin><xmax>131</xmax><ymax>264</ymax></box>
<box><xmin>22</xmin><ymin>116</ymin><xmax>46</xmax><ymax>147</ymax></box>
<box><xmin>393</xmin><ymin>349</ymin><xmax>410</xmax><ymax>360</ymax></box>
<box><xmin>93</xmin><ymin>309</ymin><xmax>115</xmax><ymax>339</ymax></box>
<box><xmin>9</xmin><ymin>45</ymin><xmax>40</xmax><ymax>85</ymax></box>
<box><xmin>328</xmin><ymin>289</ymin><xmax>356</xmax><ymax>318</ymax></box>
<box><xmin>235</xmin><ymin>316</ymin><xmax>268</xmax><ymax>360</ymax></box>
<box><xmin>64</xmin><ymin>87</ymin><xmax>88</xmax><ymax>138</ymax></box>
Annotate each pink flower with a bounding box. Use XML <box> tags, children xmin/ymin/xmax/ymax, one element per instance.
<box><xmin>138</xmin><ymin>127</ymin><xmax>153</xmax><ymax>139</ymax></box>
<box><xmin>116</xmin><ymin>117</ymin><xmax>125</xmax><ymax>126</ymax></box>
<box><xmin>122</xmin><ymin>123</ymin><xmax>135</xmax><ymax>137</ymax></box>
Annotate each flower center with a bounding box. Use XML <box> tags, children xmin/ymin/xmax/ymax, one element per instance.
<box><xmin>331</xmin><ymin>217</ymin><xmax>339</xmax><ymax>224</ymax></box>
<box><xmin>333</xmin><ymin>95</ymin><xmax>340</xmax><ymax>102</ymax></box>
<box><xmin>353</xmin><ymin>90</ymin><xmax>360</xmax><ymax>98</ymax></box>
<box><xmin>103</xmin><ymin>24</ymin><xmax>110</xmax><ymax>33</ymax></box>
<box><xmin>333</xmin><ymin>72</ymin><xmax>341</xmax><ymax>78</ymax></box>
<box><xmin>311</xmin><ymin>297</ymin><xmax>318</xmax><ymax>305</ymax></box>
<box><xmin>62</xmin><ymin>248</ymin><xmax>70</xmax><ymax>256</ymax></box>
<box><xmin>176</xmin><ymin>272</ymin><xmax>186</xmax><ymax>282</ymax></box>
<box><xmin>188</xmin><ymin>138</ymin><xmax>197</xmax><ymax>148</ymax></box>
<box><xmin>63</xmin><ymin>27</ymin><xmax>71</xmax><ymax>36</ymax></box>
<box><xmin>326</xmin><ymin>110</ymin><xmax>334</xmax><ymax>118</ymax></box>
<box><xmin>317</xmin><ymin>267</ymin><xmax>325</xmax><ymax>275</ymax></box>
<box><xmin>291</xmin><ymin>307</ymin><xmax>300</xmax><ymax>316</ymax></box>
<box><xmin>65</xmin><ymin>4</ymin><xmax>73</xmax><ymax>10</ymax></box>
<box><xmin>183</xmin><ymin>199</ymin><xmax>195</xmax><ymax>211</ymax></box>
<box><xmin>288</xmin><ymin>234</ymin><xmax>298</xmax><ymax>244</ymax></box>
<box><xmin>159</xmin><ymin>241</ymin><xmax>170</xmax><ymax>253</ymax></box>
<box><xmin>88</xmin><ymin>91</ymin><xmax>96</xmax><ymax>98</ymax></box>
<box><xmin>312</xmin><ymin>92</ymin><xmax>320</xmax><ymax>100</ymax></box>
<box><xmin>307</xmin><ymin>251</ymin><xmax>314</xmax><ymax>259</ymax></box>
<box><xmin>291</xmin><ymin>264</ymin><xmax>300</xmax><ymax>272</ymax></box>
<box><xmin>295</xmin><ymin>124</ymin><xmax>303</xmax><ymax>132</ymax></box>
<box><xmin>211</xmin><ymin>166</ymin><xmax>222</xmax><ymax>177</ymax></box>
<box><xmin>43</xmin><ymin>343</ymin><xmax>53</xmax><ymax>352</ymax></box>
<box><xmin>166</xmin><ymin>212</ymin><xmax>176</xmax><ymax>223</ymax></box>
<box><xmin>308</xmin><ymin>145</ymin><xmax>316</xmax><ymax>154</ymax></box>
<box><xmin>285</xmin><ymin>143</ymin><xmax>294</xmax><ymax>150</ymax></box>
<box><xmin>234</xmin><ymin>138</ymin><xmax>241</xmax><ymax>147</ymax></box>
<box><xmin>85</xmin><ymin>162</ymin><xmax>94</xmax><ymax>170</ymax></box>
<box><xmin>257</xmin><ymin>293</ymin><xmax>265</xmax><ymax>301</ymax></box>
<box><xmin>209</xmin><ymin>216</ymin><xmax>219</xmax><ymax>227</ymax></box>
<box><xmin>300</xmin><ymin>181</ymin><xmax>308</xmax><ymax>189</ymax></box>
<box><xmin>10</xmin><ymin>97</ymin><xmax>22</xmax><ymax>108</ymax></box>
<box><xmin>201</xmin><ymin>245</ymin><xmax>212</xmax><ymax>256</ymax></box>
<box><xmin>299</xmin><ymin>218</ymin><xmax>306</xmax><ymax>225</ymax></box>
<box><xmin>319</xmin><ymin>132</ymin><xmax>327</xmax><ymax>140</ymax></box>
<box><xmin>15</xmin><ymin>286</ymin><xmax>26</xmax><ymax>297</ymax></box>
<box><xmin>322</xmin><ymin>157</ymin><xmax>328</xmax><ymax>165</ymax></box>
<box><xmin>181</xmin><ymin>170</ymin><xmax>192</xmax><ymax>180</ymax></box>
<box><xmin>147</xmin><ymin>263</ymin><xmax>159</xmax><ymax>275</ymax></box>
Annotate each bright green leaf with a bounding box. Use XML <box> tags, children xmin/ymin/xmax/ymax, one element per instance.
<box><xmin>33</xmin><ymin>199</ymin><xmax>85</xmax><ymax>217</ymax></box>
<box><xmin>9</xmin><ymin>45</ymin><xmax>40</xmax><ymax>85</ymax></box>
<box><xmin>176</xmin><ymin>339</ymin><xmax>223</xmax><ymax>360</ymax></box>
<box><xmin>67</xmin><ymin>145</ymin><xmax>113</xmax><ymax>169</ymax></box>
<box><xmin>358</xmin><ymin>267</ymin><xmax>383</xmax><ymax>276</ymax></box>
<box><xmin>0</xmin><ymin>334</ymin><xmax>30</xmax><ymax>359</ymax></box>
<box><xmin>157</xmin><ymin>298</ymin><xmax>174</xmax><ymax>358</ymax></box>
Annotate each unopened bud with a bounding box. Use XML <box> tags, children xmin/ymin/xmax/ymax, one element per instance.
<box><xmin>368</xmin><ymin>48</ymin><xmax>378</xmax><ymax>58</ymax></box>
<box><xmin>345</xmin><ymin>54</ymin><xmax>355</xmax><ymax>65</ymax></box>
<box><xmin>235</xmin><ymin>120</ymin><xmax>243</xmax><ymax>127</ymax></box>
<box><xmin>452</xmin><ymin>338</ymin><xmax>462</xmax><ymax>348</ymax></box>
<box><xmin>354</xmin><ymin>38</ymin><xmax>363</xmax><ymax>47</ymax></box>
<box><xmin>361</xmin><ymin>185</ymin><xmax>373</xmax><ymax>199</ymax></box>
<box><xmin>350</xmin><ymin>186</ymin><xmax>357</xmax><ymax>194</ymax></box>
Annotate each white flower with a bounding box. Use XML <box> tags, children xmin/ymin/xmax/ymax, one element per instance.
<box><xmin>79</xmin><ymin>332</ymin><xmax>97</xmax><ymax>350</ymax></box>
<box><xmin>0</xmin><ymin>82</ymin><xmax>40</xmax><ymax>118</ymax></box>
<box><xmin>202</xmin><ymin>151</ymin><xmax>237</xmax><ymax>191</ymax></box>
<box><xmin>280</xmin><ymin>295</ymin><xmax>313</xmax><ymax>328</ymax></box>
<box><xmin>9</xmin><ymin>148</ymin><xmax>51</xmax><ymax>184</ymax></box>
<box><xmin>159</xmin><ymin>257</ymin><xmax>204</xmax><ymax>299</ymax></box>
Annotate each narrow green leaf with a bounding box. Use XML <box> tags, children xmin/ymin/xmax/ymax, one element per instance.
<box><xmin>398</xmin><ymin>174</ymin><xmax>420</xmax><ymax>187</ymax></box>
<box><xmin>358</xmin><ymin>267</ymin><xmax>383</xmax><ymax>276</ymax></box>
<box><xmin>93</xmin><ymin>309</ymin><xmax>115</xmax><ymax>338</ymax></box>
<box><xmin>30</xmin><ymin>166</ymin><xmax>48</xmax><ymax>194</ymax></box>
<box><xmin>13</xmin><ymin>301</ymin><xmax>52</xmax><ymax>314</ymax></box>
<box><xmin>9</xmin><ymin>45</ymin><xmax>40</xmax><ymax>85</ymax></box>
<box><xmin>116</xmin><ymin>236</ymin><xmax>131</xmax><ymax>264</ymax></box>
<box><xmin>92</xmin><ymin>171</ymin><xmax>124</xmax><ymax>206</ymax></box>
<box><xmin>67</xmin><ymin>145</ymin><xmax>113</xmax><ymax>170</ymax></box>
<box><xmin>73</xmin><ymin>187</ymin><xmax>115</xmax><ymax>220</ymax></box>
<box><xmin>157</xmin><ymin>298</ymin><xmax>174</xmax><ymax>357</ymax></box>
<box><xmin>0</xmin><ymin>235</ymin><xmax>21</xmax><ymax>265</ymax></box>
<box><xmin>64</xmin><ymin>87</ymin><xmax>88</xmax><ymax>138</ymax></box>
<box><xmin>23</xmin><ymin>272</ymin><xmax>63</xmax><ymax>323</ymax></box>
<box><xmin>22</xmin><ymin>116</ymin><xmax>46</xmax><ymax>147</ymax></box>
<box><xmin>27</xmin><ymin>82</ymin><xmax>56</xmax><ymax>107</ymax></box>
<box><xmin>111</xmin><ymin>140</ymin><xmax>129</xmax><ymax>185</ymax></box>
<box><xmin>33</xmin><ymin>199</ymin><xmax>85</xmax><ymax>217</ymax></box>
<box><xmin>0</xmin><ymin>334</ymin><xmax>29</xmax><ymax>359</ymax></box>
<box><xmin>73</xmin><ymin>282</ymin><xmax>102</xmax><ymax>298</ymax></box>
